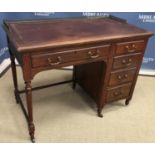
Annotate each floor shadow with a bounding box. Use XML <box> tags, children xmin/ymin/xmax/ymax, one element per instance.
<box><xmin>72</xmin><ymin>85</ymin><xmax>97</xmax><ymax>111</ymax></box>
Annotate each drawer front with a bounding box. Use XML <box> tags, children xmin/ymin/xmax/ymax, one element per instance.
<box><xmin>109</xmin><ymin>68</ymin><xmax>136</xmax><ymax>86</ymax></box>
<box><xmin>106</xmin><ymin>83</ymin><xmax>132</xmax><ymax>102</ymax></box>
<box><xmin>31</xmin><ymin>45</ymin><xmax>110</xmax><ymax>68</ymax></box>
<box><xmin>115</xmin><ymin>40</ymin><xmax>145</xmax><ymax>55</ymax></box>
<box><xmin>113</xmin><ymin>54</ymin><xmax>141</xmax><ymax>70</ymax></box>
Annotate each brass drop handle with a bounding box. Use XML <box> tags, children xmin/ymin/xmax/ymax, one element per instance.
<box><xmin>125</xmin><ymin>44</ymin><xmax>136</xmax><ymax>53</ymax></box>
<box><xmin>122</xmin><ymin>58</ymin><xmax>132</xmax><ymax>66</ymax></box>
<box><xmin>88</xmin><ymin>50</ymin><xmax>99</xmax><ymax>59</ymax></box>
<box><xmin>125</xmin><ymin>45</ymin><xmax>129</xmax><ymax>50</ymax></box>
<box><xmin>113</xmin><ymin>91</ymin><xmax>122</xmax><ymax>96</ymax></box>
<box><xmin>132</xmin><ymin>44</ymin><xmax>136</xmax><ymax>49</ymax></box>
<box><xmin>118</xmin><ymin>75</ymin><xmax>122</xmax><ymax>80</ymax></box>
<box><xmin>124</xmin><ymin>74</ymin><xmax>128</xmax><ymax>78</ymax></box>
<box><xmin>48</xmin><ymin>56</ymin><xmax>62</xmax><ymax>66</ymax></box>
<box><xmin>117</xmin><ymin>74</ymin><xmax>128</xmax><ymax>80</ymax></box>
<box><xmin>128</xmin><ymin>58</ymin><xmax>132</xmax><ymax>62</ymax></box>
<box><xmin>122</xmin><ymin>59</ymin><xmax>127</xmax><ymax>64</ymax></box>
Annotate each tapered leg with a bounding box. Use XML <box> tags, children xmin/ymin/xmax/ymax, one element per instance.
<box><xmin>125</xmin><ymin>98</ymin><xmax>131</xmax><ymax>106</ymax></box>
<box><xmin>10</xmin><ymin>52</ymin><xmax>19</xmax><ymax>104</ymax></box>
<box><xmin>25</xmin><ymin>81</ymin><xmax>35</xmax><ymax>143</ymax></box>
<box><xmin>72</xmin><ymin>66</ymin><xmax>76</xmax><ymax>89</ymax></box>
<box><xmin>97</xmin><ymin>104</ymin><xmax>104</xmax><ymax>118</ymax></box>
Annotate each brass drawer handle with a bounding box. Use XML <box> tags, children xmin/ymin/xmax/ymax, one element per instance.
<box><xmin>113</xmin><ymin>91</ymin><xmax>122</xmax><ymax>96</ymax></box>
<box><xmin>125</xmin><ymin>45</ymin><xmax>129</xmax><ymax>50</ymax></box>
<box><xmin>117</xmin><ymin>74</ymin><xmax>128</xmax><ymax>80</ymax></box>
<box><xmin>132</xmin><ymin>44</ymin><xmax>136</xmax><ymax>48</ymax></box>
<box><xmin>128</xmin><ymin>58</ymin><xmax>132</xmax><ymax>62</ymax></box>
<box><xmin>124</xmin><ymin>74</ymin><xmax>128</xmax><ymax>78</ymax></box>
<box><xmin>122</xmin><ymin>58</ymin><xmax>132</xmax><ymax>66</ymax></box>
<box><xmin>125</xmin><ymin>44</ymin><xmax>136</xmax><ymax>53</ymax></box>
<box><xmin>118</xmin><ymin>75</ymin><xmax>122</xmax><ymax>80</ymax></box>
<box><xmin>122</xmin><ymin>59</ymin><xmax>127</xmax><ymax>64</ymax></box>
<box><xmin>88</xmin><ymin>50</ymin><xmax>99</xmax><ymax>59</ymax></box>
<box><xmin>48</xmin><ymin>56</ymin><xmax>62</xmax><ymax>66</ymax></box>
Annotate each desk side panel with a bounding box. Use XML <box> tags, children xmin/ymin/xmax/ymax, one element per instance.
<box><xmin>75</xmin><ymin>61</ymin><xmax>106</xmax><ymax>102</ymax></box>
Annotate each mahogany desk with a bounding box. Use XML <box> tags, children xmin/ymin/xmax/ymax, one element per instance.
<box><xmin>3</xmin><ymin>16</ymin><xmax>153</xmax><ymax>142</ymax></box>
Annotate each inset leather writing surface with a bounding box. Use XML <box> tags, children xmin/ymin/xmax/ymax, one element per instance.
<box><xmin>5</xmin><ymin>17</ymin><xmax>153</xmax><ymax>52</ymax></box>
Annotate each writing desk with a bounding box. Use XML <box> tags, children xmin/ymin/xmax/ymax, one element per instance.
<box><xmin>4</xmin><ymin>16</ymin><xmax>153</xmax><ymax>142</ymax></box>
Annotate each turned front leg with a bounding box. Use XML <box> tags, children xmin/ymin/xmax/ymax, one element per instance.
<box><xmin>25</xmin><ymin>81</ymin><xmax>35</xmax><ymax>142</ymax></box>
<box><xmin>10</xmin><ymin>52</ymin><xmax>19</xmax><ymax>104</ymax></box>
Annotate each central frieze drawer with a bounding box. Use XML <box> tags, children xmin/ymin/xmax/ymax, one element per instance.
<box><xmin>106</xmin><ymin>83</ymin><xmax>132</xmax><ymax>102</ymax></box>
<box><xmin>115</xmin><ymin>40</ymin><xmax>145</xmax><ymax>55</ymax></box>
<box><xmin>109</xmin><ymin>68</ymin><xmax>136</xmax><ymax>86</ymax></box>
<box><xmin>31</xmin><ymin>45</ymin><xmax>110</xmax><ymax>68</ymax></box>
<box><xmin>113</xmin><ymin>54</ymin><xmax>141</xmax><ymax>70</ymax></box>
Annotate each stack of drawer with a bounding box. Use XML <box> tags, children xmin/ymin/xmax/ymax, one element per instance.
<box><xmin>106</xmin><ymin>40</ymin><xmax>145</xmax><ymax>102</ymax></box>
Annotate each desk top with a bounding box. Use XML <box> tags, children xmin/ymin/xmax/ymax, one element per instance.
<box><xmin>4</xmin><ymin>16</ymin><xmax>153</xmax><ymax>52</ymax></box>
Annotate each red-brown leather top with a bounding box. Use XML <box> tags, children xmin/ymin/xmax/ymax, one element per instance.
<box><xmin>5</xmin><ymin>17</ymin><xmax>153</xmax><ymax>52</ymax></box>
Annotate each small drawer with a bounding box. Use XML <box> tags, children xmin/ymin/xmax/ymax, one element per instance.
<box><xmin>106</xmin><ymin>83</ymin><xmax>132</xmax><ymax>102</ymax></box>
<box><xmin>109</xmin><ymin>68</ymin><xmax>136</xmax><ymax>86</ymax></box>
<box><xmin>113</xmin><ymin>54</ymin><xmax>141</xmax><ymax>70</ymax></box>
<box><xmin>115</xmin><ymin>40</ymin><xmax>145</xmax><ymax>55</ymax></box>
<box><xmin>31</xmin><ymin>45</ymin><xmax>110</xmax><ymax>68</ymax></box>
